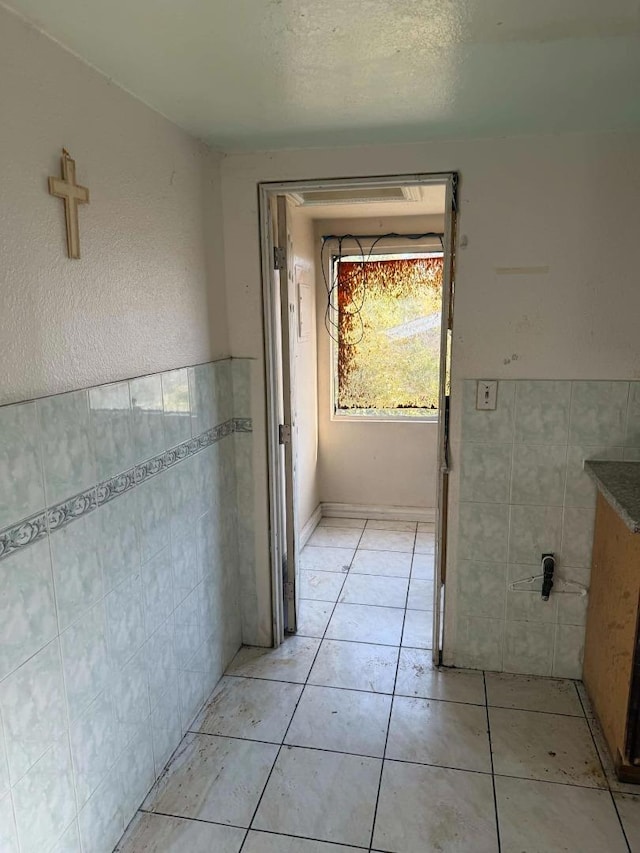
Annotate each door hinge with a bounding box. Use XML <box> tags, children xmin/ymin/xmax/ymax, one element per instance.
<box><xmin>279</xmin><ymin>424</ymin><xmax>291</xmax><ymax>444</ymax></box>
<box><xmin>273</xmin><ymin>246</ymin><xmax>286</xmax><ymax>270</ymax></box>
<box><xmin>284</xmin><ymin>581</ymin><xmax>294</xmax><ymax>601</ymax></box>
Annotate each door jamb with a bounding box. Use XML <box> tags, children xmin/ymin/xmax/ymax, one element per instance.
<box><xmin>258</xmin><ymin>192</ymin><xmax>285</xmax><ymax>646</ymax></box>
<box><xmin>258</xmin><ymin>173</ymin><xmax>457</xmax><ymax>650</ymax></box>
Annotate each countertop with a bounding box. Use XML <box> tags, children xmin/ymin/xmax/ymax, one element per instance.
<box><xmin>585</xmin><ymin>461</ymin><xmax>640</xmax><ymax>534</ymax></box>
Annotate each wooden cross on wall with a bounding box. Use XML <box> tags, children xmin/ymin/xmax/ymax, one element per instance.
<box><xmin>48</xmin><ymin>149</ymin><xmax>89</xmax><ymax>259</ymax></box>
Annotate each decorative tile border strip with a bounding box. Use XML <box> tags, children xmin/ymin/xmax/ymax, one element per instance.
<box><xmin>0</xmin><ymin>417</ymin><xmax>252</xmax><ymax>561</ymax></box>
<box><xmin>48</xmin><ymin>488</ymin><xmax>98</xmax><ymax>533</ymax></box>
<box><xmin>134</xmin><ymin>454</ymin><xmax>165</xmax><ymax>486</ymax></box>
<box><xmin>0</xmin><ymin>512</ymin><xmax>48</xmax><ymax>560</ymax></box>
<box><xmin>97</xmin><ymin>469</ymin><xmax>136</xmax><ymax>506</ymax></box>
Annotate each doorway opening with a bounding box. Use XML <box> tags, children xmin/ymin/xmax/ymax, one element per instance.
<box><xmin>259</xmin><ymin>174</ymin><xmax>457</xmax><ymax>665</ymax></box>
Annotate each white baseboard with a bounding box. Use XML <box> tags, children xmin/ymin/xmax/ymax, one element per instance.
<box><xmin>299</xmin><ymin>504</ymin><xmax>322</xmax><ymax>547</ymax></box>
<box><xmin>320</xmin><ymin>502</ymin><xmax>436</xmax><ymax>523</ymax></box>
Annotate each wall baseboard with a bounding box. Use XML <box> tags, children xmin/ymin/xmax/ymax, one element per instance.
<box><xmin>299</xmin><ymin>504</ymin><xmax>322</xmax><ymax>546</ymax></box>
<box><xmin>320</xmin><ymin>502</ymin><xmax>436</xmax><ymax>523</ymax></box>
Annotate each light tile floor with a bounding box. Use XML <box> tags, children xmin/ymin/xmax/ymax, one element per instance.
<box><xmin>116</xmin><ymin>518</ymin><xmax>640</xmax><ymax>852</ymax></box>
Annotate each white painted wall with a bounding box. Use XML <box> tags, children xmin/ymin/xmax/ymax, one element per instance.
<box><xmin>314</xmin><ymin>214</ymin><xmax>443</xmax><ymax>510</ymax></box>
<box><xmin>0</xmin><ymin>7</ymin><xmax>228</xmax><ymax>406</ymax></box>
<box><xmin>287</xmin><ymin>201</ymin><xmax>320</xmax><ymax>530</ymax></box>
<box><xmin>220</xmin><ymin>130</ymin><xmax>640</xmax><ymax>648</ymax></box>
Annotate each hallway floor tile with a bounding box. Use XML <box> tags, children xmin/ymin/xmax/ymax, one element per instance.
<box><xmin>253</xmin><ymin>746</ymin><xmax>381</xmax><ymax>847</ymax></box>
<box><xmin>117</xmin><ymin>518</ymin><xmax>640</xmax><ymax>853</ymax></box>
<box><xmin>386</xmin><ymin>695</ymin><xmax>492</xmax><ymax>772</ymax></box>
<box><xmin>394</xmin><ymin>648</ymin><xmax>485</xmax><ymax>704</ymax></box>
<box><xmin>244</xmin><ymin>833</ymin><xmax>362</xmax><ymax>853</ymax></box>
<box><xmin>226</xmin><ymin>636</ymin><xmax>320</xmax><ymax>683</ymax></box>
<box><xmin>365</xmin><ymin>519</ymin><xmax>417</xmax><ymax>532</ymax></box>
<box><xmin>410</xmin><ymin>550</ymin><xmax>434</xmax><ymax>578</ymax></box>
<box><xmin>191</xmin><ymin>676</ymin><xmax>302</xmax><ymax>742</ymax></box>
<box><xmin>489</xmin><ymin>706</ymin><xmax>606</xmax><ymax>788</ymax></box>
<box><xmin>373</xmin><ymin>760</ymin><xmax>498</xmax><ymax>853</ymax></box>
<box><xmin>296</xmin><ymin>599</ymin><xmax>333</xmax><ymax>638</ymax></box>
<box><xmin>485</xmin><ymin>671</ymin><xmax>584</xmax><ymax>716</ymax></box>
<box><xmin>495</xmin><ymin>776</ymin><xmax>628</xmax><ymax>853</ymax></box>
<box><xmin>326</xmin><ymin>601</ymin><xmax>405</xmax><ymax>645</ymax></box>
<box><xmin>350</xmin><ymin>548</ymin><xmax>412</xmax><ymax>577</ymax></box>
<box><xmin>359</xmin><ymin>528</ymin><xmax>416</xmax><ymax>552</ymax></box>
<box><xmin>308</xmin><ymin>638</ymin><xmax>399</xmax><ymax>694</ymax></box>
<box><xmin>319</xmin><ymin>516</ymin><xmax>367</xmax><ymax>530</ymax></box>
<box><xmin>339</xmin><ymin>573</ymin><xmax>409</xmax><ymax>608</ymax></box>
<box><xmin>141</xmin><ymin>733</ymin><xmax>278</xmax><ymax>826</ymax></box>
<box><xmin>299</xmin><ymin>569</ymin><xmax>346</xmax><ymax>602</ymax></box>
<box><xmin>308</xmin><ymin>527</ymin><xmax>363</xmax><ymax>549</ymax></box>
<box><xmin>299</xmin><ymin>545</ymin><xmax>354</xmax><ymax>572</ymax></box>
<box><xmin>401</xmin><ymin>607</ymin><xmax>432</xmax><ymax>649</ymax></box>
<box><xmin>284</xmin><ymin>684</ymin><xmax>391</xmax><ymax>757</ymax></box>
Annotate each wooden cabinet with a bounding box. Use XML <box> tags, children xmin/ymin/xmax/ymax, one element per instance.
<box><xmin>583</xmin><ymin>493</ymin><xmax>640</xmax><ymax>782</ymax></box>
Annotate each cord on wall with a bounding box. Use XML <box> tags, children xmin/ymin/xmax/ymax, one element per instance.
<box><xmin>320</xmin><ymin>231</ymin><xmax>444</xmax><ymax>344</ymax></box>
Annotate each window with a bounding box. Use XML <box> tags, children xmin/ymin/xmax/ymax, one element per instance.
<box><xmin>332</xmin><ymin>252</ymin><xmax>444</xmax><ymax>420</ymax></box>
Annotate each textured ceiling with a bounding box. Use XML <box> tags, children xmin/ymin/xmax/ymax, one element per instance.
<box><xmin>3</xmin><ymin>0</ymin><xmax>640</xmax><ymax>150</ymax></box>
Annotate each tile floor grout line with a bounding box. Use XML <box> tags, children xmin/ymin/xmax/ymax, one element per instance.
<box><xmin>483</xmin><ymin>670</ymin><xmax>503</xmax><ymax>853</ymax></box>
<box><xmin>237</xmin><ymin>634</ymin><xmax>403</xmax><ymax>650</ymax></box>
<box><xmin>234</xmin><ymin>634</ymin><xmax>429</xmax><ymax>652</ymax></box>
<box><xmin>137</xmin><ymin>807</ymin><xmax>247</xmax><ymax>831</ymax></box>
<box><xmin>187</xmin><ymin>729</ymin><xmax>500</xmax><ymax>768</ymax></box>
<box><xmin>302</xmin><ymin>570</ymin><xmax>420</xmax><ymax>579</ymax></box>
<box><xmin>320</xmin><ymin>636</ymin><xmax>432</xmax><ymax>652</ymax></box>
<box><xmin>136</xmin><ymin>808</ymin><xmax>372</xmax><ymax>851</ymax></box>
<box><xmin>590</xmin><ymin>792</ymin><xmax>632</xmax><ymax>853</ymax></box>
<box><xmin>491</xmin><ymin>770</ymin><xmax>625</xmax><ymax>793</ymax></box>
<box><xmin>215</xmin><ymin>678</ymin><xmax>487</xmax><ymax>711</ymax></box>
<box><xmin>248</xmin><ymin>826</ymin><xmax>370</xmax><ymax>851</ymax></box>
<box><xmin>225</xmin><ymin>669</ymin><xmax>398</xmax><ymax>694</ymax></box>
<box><xmin>574</xmin><ymin>679</ymin><xmax>613</xmax><ymax>789</ymax></box>
<box><xmin>236</xmin><ymin>522</ymin><xmax>366</xmax><ymax>852</ymax></box>
<box><xmin>303</xmin><ymin>597</ymin><xmax>430</xmax><ymax>613</ymax></box>
<box><xmin>307</xmin><ymin>544</ymin><xmax>418</xmax><ymax>554</ymax></box>
<box><xmin>479</xmin><ymin>704</ymin><xmax>604</xmax><ymax>720</ymax></box>
<box><xmin>366</xmin><ymin>529</ymin><xmax>416</xmax><ymax>851</ymax></box>
<box><xmin>573</xmin><ymin>680</ymin><xmax>633</xmax><ymax>852</ymax></box>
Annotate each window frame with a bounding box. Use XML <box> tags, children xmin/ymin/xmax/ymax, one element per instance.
<box><xmin>325</xmin><ymin>241</ymin><xmax>445</xmax><ymax>424</ymax></box>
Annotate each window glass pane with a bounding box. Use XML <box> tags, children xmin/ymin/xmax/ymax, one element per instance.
<box><xmin>336</xmin><ymin>256</ymin><xmax>443</xmax><ymax>416</ymax></box>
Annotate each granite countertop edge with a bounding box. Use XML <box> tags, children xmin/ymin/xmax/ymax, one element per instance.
<box><xmin>585</xmin><ymin>461</ymin><xmax>640</xmax><ymax>535</ymax></box>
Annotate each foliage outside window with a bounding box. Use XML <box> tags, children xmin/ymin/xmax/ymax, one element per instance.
<box><xmin>334</xmin><ymin>254</ymin><xmax>444</xmax><ymax>419</ymax></box>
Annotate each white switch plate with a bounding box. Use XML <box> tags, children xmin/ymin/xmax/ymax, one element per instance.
<box><xmin>476</xmin><ymin>380</ymin><xmax>498</xmax><ymax>411</ymax></box>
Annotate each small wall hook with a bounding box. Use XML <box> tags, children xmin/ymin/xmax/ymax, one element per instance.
<box><xmin>541</xmin><ymin>553</ymin><xmax>555</xmax><ymax>601</ymax></box>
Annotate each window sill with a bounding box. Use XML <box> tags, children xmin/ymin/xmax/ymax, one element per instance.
<box><xmin>331</xmin><ymin>412</ymin><xmax>439</xmax><ymax>424</ymax></box>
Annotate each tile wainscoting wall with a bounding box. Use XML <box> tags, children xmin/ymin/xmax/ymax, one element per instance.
<box><xmin>449</xmin><ymin>379</ymin><xmax>640</xmax><ymax>679</ymax></box>
<box><xmin>0</xmin><ymin>358</ymin><xmax>253</xmax><ymax>853</ymax></box>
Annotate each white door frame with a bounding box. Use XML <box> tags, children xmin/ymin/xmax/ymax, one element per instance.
<box><xmin>258</xmin><ymin>173</ymin><xmax>457</xmax><ymax>652</ymax></box>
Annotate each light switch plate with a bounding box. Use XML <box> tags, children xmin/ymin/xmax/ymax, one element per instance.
<box><xmin>476</xmin><ymin>380</ymin><xmax>498</xmax><ymax>411</ymax></box>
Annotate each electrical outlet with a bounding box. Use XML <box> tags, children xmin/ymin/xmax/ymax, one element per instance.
<box><xmin>476</xmin><ymin>380</ymin><xmax>498</xmax><ymax>411</ymax></box>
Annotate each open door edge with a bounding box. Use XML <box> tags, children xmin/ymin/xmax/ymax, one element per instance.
<box><xmin>433</xmin><ymin>172</ymin><xmax>458</xmax><ymax>665</ymax></box>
